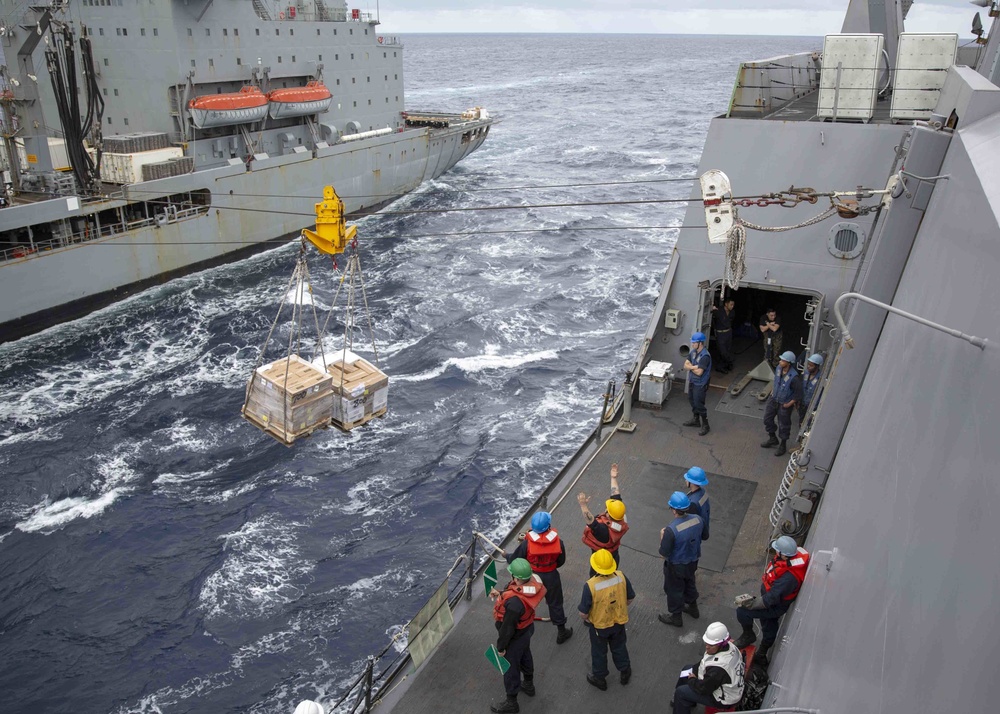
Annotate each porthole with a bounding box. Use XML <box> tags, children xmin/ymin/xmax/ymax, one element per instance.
<box><xmin>827</xmin><ymin>222</ymin><xmax>865</xmax><ymax>259</ymax></box>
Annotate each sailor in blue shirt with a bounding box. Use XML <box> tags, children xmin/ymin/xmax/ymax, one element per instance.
<box><xmin>798</xmin><ymin>353</ymin><xmax>823</xmax><ymax>424</ymax></box>
<box><xmin>657</xmin><ymin>491</ymin><xmax>704</xmax><ymax>627</ymax></box>
<box><xmin>760</xmin><ymin>351</ymin><xmax>802</xmax><ymax>457</ymax></box>
<box><xmin>682</xmin><ymin>332</ymin><xmax>712</xmax><ymax>436</ymax></box>
<box><xmin>683</xmin><ymin>466</ymin><xmax>710</xmax><ymax>541</ymax></box>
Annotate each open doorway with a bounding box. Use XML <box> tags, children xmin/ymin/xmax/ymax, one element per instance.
<box><xmin>707</xmin><ymin>284</ymin><xmax>818</xmax><ymax>384</ymax></box>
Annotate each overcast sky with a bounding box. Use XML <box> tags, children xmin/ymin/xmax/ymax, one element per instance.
<box><xmin>373</xmin><ymin>0</ymin><xmax>982</xmax><ymax>36</ymax></box>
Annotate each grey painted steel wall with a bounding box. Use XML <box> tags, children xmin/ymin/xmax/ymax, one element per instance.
<box><xmin>646</xmin><ymin>118</ymin><xmax>908</xmax><ymax>368</ymax></box>
<box><xmin>764</xmin><ymin>107</ymin><xmax>1000</xmax><ymax>712</ymax></box>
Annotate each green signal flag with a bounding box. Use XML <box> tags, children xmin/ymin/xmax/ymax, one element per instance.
<box><xmin>485</xmin><ymin>644</ymin><xmax>510</xmax><ymax>675</ymax></box>
<box><xmin>483</xmin><ymin>560</ymin><xmax>498</xmax><ymax>595</ymax></box>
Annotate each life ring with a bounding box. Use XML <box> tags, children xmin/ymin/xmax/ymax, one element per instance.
<box><xmin>377</xmin><ymin>36</ymin><xmax>383</xmax><ymax>44</ymax></box>
<box><xmin>279</xmin><ymin>10</ymin><xmax>285</xmax><ymax>19</ymax></box>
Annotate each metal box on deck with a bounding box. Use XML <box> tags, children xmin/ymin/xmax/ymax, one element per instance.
<box><xmin>817</xmin><ymin>34</ymin><xmax>884</xmax><ymax>121</ymax></box>
<box><xmin>100</xmin><ymin>147</ymin><xmax>184</xmax><ymax>184</ymax></box>
<box><xmin>639</xmin><ymin>360</ymin><xmax>673</xmax><ymax>407</ymax></box>
<box><xmin>890</xmin><ymin>33</ymin><xmax>958</xmax><ymax>121</ymax></box>
<box><xmin>242</xmin><ymin>354</ymin><xmax>334</xmax><ymax>445</ymax></box>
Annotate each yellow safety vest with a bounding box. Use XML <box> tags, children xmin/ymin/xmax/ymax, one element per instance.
<box><xmin>586</xmin><ymin>571</ymin><xmax>629</xmax><ymax>629</ymax></box>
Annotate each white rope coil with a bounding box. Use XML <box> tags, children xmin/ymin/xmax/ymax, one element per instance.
<box><xmin>723</xmin><ymin>204</ymin><xmax>838</xmax><ymax>290</ymax></box>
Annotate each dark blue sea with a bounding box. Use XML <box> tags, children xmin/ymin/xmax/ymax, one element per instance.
<box><xmin>0</xmin><ymin>34</ymin><xmax>818</xmax><ymax>713</ymax></box>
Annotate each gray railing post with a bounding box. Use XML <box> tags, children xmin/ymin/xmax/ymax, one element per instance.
<box><xmin>466</xmin><ymin>537</ymin><xmax>477</xmax><ymax>601</ymax></box>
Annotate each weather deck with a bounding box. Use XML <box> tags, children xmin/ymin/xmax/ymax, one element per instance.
<box><xmin>762</xmin><ymin>90</ymin><xmax>894</xmax><ymax>123</ymax></box>
<box><xmin>385</xmin><ymin>374</ymin><xmax>788</xmax><ymax>713</ymax></box>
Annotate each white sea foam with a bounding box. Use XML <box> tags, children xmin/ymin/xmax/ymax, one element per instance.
<box><xmin>392</xmin><ymin>349</ymin><xmax>558</xmax><ymax>383</ymax></box>
<box><xmin>15</xmin><ymin>490</ymin><xmax>123</xmax><ymax>534</ymax></box>
<box><xmin>14</xmin><ymin>447</ymin><xmax>141</xmax><ymax>533</ymax></box>
<box><xmin>199</xmin><ymin>514</ymin><xmax>313</xmax><ymax>619</ymax></box>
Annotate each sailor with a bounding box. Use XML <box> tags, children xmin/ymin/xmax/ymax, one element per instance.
<box><xmin>711</xmin><ymin>295</ymin><xmax>736</xmax><ymax>373</ymax></box>
<box><xmin>758</xmin><ymin>308</ymin><xmax>782</xmax><ymax>368</ymax></box>
<box><xmin>799</xmin><ymin>353</ymin><xmax>824</xmax><ymax>424</ymax></box>
<box><xmin>657</xmin><ymin>491</ymin><xmax>704</xmax><ymax>627</ymax></box>
<box><xmin>671</xmin><ymin>622</ymin><xmax>746</xmax><ymax>714</ymax></box>
<box><xmin>507</xmin><ymin>512</ymin><xmax>574</xmax><ymax>644</ymax></box>
<box><xmin>578</xmin><ymin>463</ymin><xmax>629</xmax><ymax>575</ymax></box>
<box><xmin>681</xmin><ymin>332</ymin><xmax>712</xmax><ymax>436</ymax></box>
<box><xmin>682</xmin><ymin>466</ymin><xmax>710</xmax><ymax>542</ymax></box>
<box><xmin>760</xmin><ymin>351</ymin><xmax>802</xmax><ymax>457</ymax></box>
<box><xmin>578</xmin><ymin>549</ymin><xmax>635</xmax><ymax>691</ymax></box>
<box><xmin>733</xmin><ymin>535</ymin><xmax>811</xmax><ymax>659</ymax></box>
<box><xmin>489</xmin><ymin>558</ymin><xmax>547</xmax><ymax>714</ymax></box>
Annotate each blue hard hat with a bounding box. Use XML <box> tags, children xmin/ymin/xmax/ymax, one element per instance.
<box><xmin>807</xmin><ymin>353</ymin><xmax>824</xmax><ymax>366</ymax></box>
<box><xmin>684</xmin><ymin>466</ymin><xmax>708</xmax><ymax>487</ymax></box>
<box><xmin>771</xmin><ymin>535</ymin><xmax>798</xmax><ymax>557</ymax></box>
<box><xmin>668</xmin><ymin>491</ymin><xmax>691</xmax><ymax>510</ymax></box>
<box><xmin>531</xmin><ymin>511</ymin><xmax>551</xmax><ymax>533</ymax></box>
<box><xmin>779</xmin><ymin>351</ymin><xmax>797</xmax><ymax>363</ymax></box>
<box><xmin>691</xmin><ymin>332</ymin><xmax>706</xmax><ymax>343</ymax></box>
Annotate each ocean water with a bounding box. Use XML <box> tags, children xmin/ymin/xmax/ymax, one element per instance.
<box><xmin>0</xmin><ymin>34</ymin><xmax>819</xmax><ymax>713</ymax></box>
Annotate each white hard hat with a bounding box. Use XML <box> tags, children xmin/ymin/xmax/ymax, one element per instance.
<box><xmin>703</xmin><ymin>621</ymin><xmax>730</xmax><ymax>645</ymax></box>
<box><xmin>294</xmin><ymin>702</ymin><xmax>325</xmax><ymax>714</ymax></box>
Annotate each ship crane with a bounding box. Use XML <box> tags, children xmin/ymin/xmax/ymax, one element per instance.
<box><xmin>240</xmin><ymin>186</ymin><xmax>387</xmax><ymax>446</ymax></box>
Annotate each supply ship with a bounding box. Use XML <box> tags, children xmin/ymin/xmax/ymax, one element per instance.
<box><xmin>294</xmin><ymin>1</ymin><xmax>1000</xmax><ymax>712</ymax></box>
<box><xmin>0</xmin><ymin>0</ymin><xmax>492</xmax><ymax>341</ymax></box>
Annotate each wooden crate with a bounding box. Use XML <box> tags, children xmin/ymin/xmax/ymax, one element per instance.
<box><xmin>242</xmin><ymin>355</ymin><xmax>334</xmax><ymax>445</ymax></box>
<box><xmin>316</xmin><ymin>350</ymin><xmax>389</xmax><ymax>431</ymax></box>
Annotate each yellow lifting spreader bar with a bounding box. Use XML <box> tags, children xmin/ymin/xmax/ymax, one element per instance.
<box><xmin>301</xmin><ymin>185</ymin><xmax>358</xmax><ymax>256</ymax></box>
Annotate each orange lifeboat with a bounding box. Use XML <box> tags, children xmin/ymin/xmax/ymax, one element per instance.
<box><xmin>188</xmin><ymin>86</ymin><xmax>268</xmax><ymax>129</ymax></box>
<box><xmin>267</xmin><ymin>81</ymin><xmax>333</xmax><ymax>119</ymax></box>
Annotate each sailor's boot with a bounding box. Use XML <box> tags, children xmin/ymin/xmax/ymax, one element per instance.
<box><xmin>683</xmin><ymin>413</ymin><xmax>701</xmax><ymax>427</ymax></box>
<box><xmin>490</xmin><ymin>696</ymin><xmax>520</xmax><ymax>713</ymax></box>
<box><xmin>520</xmin><ymin>677</ymin><xmax>535</xmax><ymax>697</ymax></box>
<box><xmin>733</xmin><ymin>627</ymin><xmax>757</xmax><ymax>649</ymax></box>
<box><xmin>760</xmin><ymin>434</ymin><xmax>779</xmax><ymax>448</ymax></box>
<box><xmin>556</xmin><ymin>625</ymin><xmax>574</xmax><ymax>644</ymax></box>
<box><xmin>658</xmin><ymin>612</ymin><xmax>683</xmax><ymax>627</ymax></box>
<box><xmin>775</xmin><ymin>440</ymin><xmax>787</xmax><ymax>457</ymax></box>
<box><xmin>699</xmin><ymin>417</ymin><xmax>710</xmax><ymax>436</ymax></box>
<box><xmin>683</xmin><ymin>601</ymin><xmax>700</xmax><ymax>619</ymax></box>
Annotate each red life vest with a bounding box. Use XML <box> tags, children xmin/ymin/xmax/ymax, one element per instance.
<box><xmin>581</xmin><ymin>514</ymin><xmax>629</xmax><ymax>553</ymax></box>
<box><xmin>525</xmin><ymin>529</ymin><xmax>562</xmax><ymax>572</ymax></box>
<box><xmin>492</xmin><ymin>574</ymin><xmax>547</xmax><ymax>629</ymax></box>
<box><xmin>762</xmin><ymin>547</ymin><xmax>810</xmax><ymax>601</ymax></box>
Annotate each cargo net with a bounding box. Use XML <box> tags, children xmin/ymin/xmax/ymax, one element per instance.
<box><xmin>241</xmin><ymin>239</ymin><xmax>387</xmax><ymax>446</ymax></box>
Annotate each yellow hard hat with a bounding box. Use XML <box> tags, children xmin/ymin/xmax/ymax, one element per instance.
<box><xmin>606</xmin><ymin>499</ymin><xmax>626</xmax><ymax>521</ymax></box>
<box><xmin>590</xmin><ymin>549</ymin><xmax>617</xmax><ymax>575</ymax></box>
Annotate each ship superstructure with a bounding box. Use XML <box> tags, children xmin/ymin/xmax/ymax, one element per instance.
<box><xmin>295</xmin><ymin>2</ymin><xmax>1000</xmax><ymax>712</ymax></box>
<box><xmin>0</xmin><ymin>0</ymin><xmax>492</xmax><ymax>340</ymax></box>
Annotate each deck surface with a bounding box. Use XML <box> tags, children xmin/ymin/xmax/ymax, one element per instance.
<box><xmin>387</xmin><ymin>376</ymin><xmax>788</xmax><ymax>713</ymax></box>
